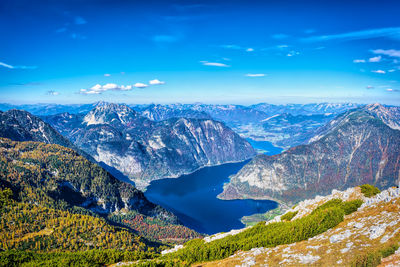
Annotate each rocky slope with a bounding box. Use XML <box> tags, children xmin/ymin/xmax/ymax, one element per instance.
<box><xmin>44</xmin><ymin>102</ymin><xmax>256</xmax><ymax>189</ymax></box>
<box><xmin>199</xmin><ymin>186</ymin><xmax>400</xmax><ymax>266</ymax></box>
<box><xmin>219</xmin><ymin>104</ymin><xmax>400</xmax><ymax>206</ymax></box>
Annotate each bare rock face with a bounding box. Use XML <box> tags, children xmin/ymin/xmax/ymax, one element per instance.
<box><xmin>45</xmin><ymin>102</ymin><xmax>256</xmax><ymax>189</ymax></box>
<box><xmin>219</xmin><ymin>104</ymin><xmax>400</xmax><ymax>205</ymax></box>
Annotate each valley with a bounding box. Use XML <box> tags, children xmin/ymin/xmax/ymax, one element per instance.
<box><xmin>0</xmin><ymin>101</ymin><xmax>399</xmax><ymax>266</ymax></box>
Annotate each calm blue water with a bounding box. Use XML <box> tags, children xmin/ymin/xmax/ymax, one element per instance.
<box><xmin>246</xmin><ymin>138</ymin><xmax>283</xmax><ymax>155</ymax></box>
<box><xmin>144</xmin><ymin>161</ymin><xmax>278</xmax><ymax>235</ymax></box>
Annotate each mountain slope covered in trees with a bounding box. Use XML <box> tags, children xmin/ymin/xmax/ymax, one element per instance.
<box><xmin>0</xmin><ymin>138</ymin><xmax>201</xmax><ymax>244</ymax></box>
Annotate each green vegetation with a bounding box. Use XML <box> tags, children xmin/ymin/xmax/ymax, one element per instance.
<box><xmin>352</xmin><ymin>243</ymin><xmax>399</xmax><ymax>267</ymax></box>
<box><xmin>360</xmin><ymin>184</ymin><xmax>381</xmax><ymax>198</ymax></box>
<box><xmin>109</xmin><ymin>212</ymin><xmax>201</xmax><ymax>243</ymax></box>
<box><xmin>0</xmin><ymin>249</ymin><xmax>155</xmax><ymax>267</ymax></box>
<box><xmin>0</xmin><ymin>188</ymin><xmax>148</xmax><ymax>252</ymax></box>
<box><xmin>280</xmin><ymin>210</ymin><xmax>298</xmax><ymax>221</ymax></box>
<box><xmin>164</xmin><ymin>198</ymin><xmax>362</xmax><ymax>265</ymax></box>
<box><xmin>0</xmin><ymin>138</ymin><xmax>200</xmax><ymax>244</ymax></box>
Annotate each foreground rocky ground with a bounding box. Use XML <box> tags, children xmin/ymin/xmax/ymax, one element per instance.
<box><xmin>197</xmin><ymin>186</ymin><xmax>400</xmax><ymax>266</ymax></box>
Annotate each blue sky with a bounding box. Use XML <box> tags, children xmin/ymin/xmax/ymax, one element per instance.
<box><xmin>1</xmin><ymin>0</ymin><xmax>400</xmax><ymax>105</ymax></box>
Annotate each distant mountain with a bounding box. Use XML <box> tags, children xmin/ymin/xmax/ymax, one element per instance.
<box><xmin>250</xmin><ymin>102</ymin><xmax>361</xmax><ymax>116</ymax></box>
<box><xmin>44</xmin><ymin>102</ymin><xmax>256</xmax><ymax>189</ymax></box>
<box><xmin>0</xmin><ymin>103</ymin><xmax>95</xmax><ymax>116</ymax></box>
<box><xmin>261</xmin><ymin>113</ymin><xmax>335</xmax><ymax>148</ymax></box>
<box><xmin>219</xmin><ymin>104</ymin><xmax>400</xmax><ymax>205</ymax></box>
<box><xmin>0</xmin><ymin>109</ymin><xmax>77</xmax><ymax>148</ymax></box>
<box><xmin>133</xmin><ymin>104</ymin><xmax>212</xmax><ymax>121</ymax></box>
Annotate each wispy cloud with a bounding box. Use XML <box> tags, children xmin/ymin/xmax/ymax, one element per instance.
<box><xmin>149</xmin><ymin>79</ymin><xmax>165</xmax><ymax>85</ymax></box>
<box><xmin>372</xmin><ymin>70</ymin><xmax>386</xmax><ymax>74</ymax></box>
<box><xmin>245</xmin><ymin>73</ymin><xmax>266</xmax><ymax>77</ymax></box>
<box><xmin>353</xmin><ymin>59</ymin><xmax>366</xmax><ymax>63</ymax></box>
<box><xmin>301</xmin><ymin>27</ymin><xmax>400</xmax><ymax>42</ymax></box>
<box><xmin>287</xmin><ymin>50</ymin><xmax>300</xmax><ymax>57</ymax></box>
<box><xmin>220</xmin><ymin>44</ymin><xmax>255</xmax><ymax>52</ymax></box>
<box><xmin>366</xmin><ymin>85</ymin><xmax>374</xmax><ymax>89</ymax></box>
<box><xmin>0</xmin><ymin>61</ymin><xmax>37</xmax><ymax>70</ymax></box>
<box><xmin>71</xmin><ymin>33</ymin><xmax>87</xmax><ymax>40</ymax></box>
<box><xmin>386</xmin><ymin>88</ymin><xmax>400</xmax><ymax>92</ymax></box>
<box><xmin>369</xmin><ymin>56</ymin><xmax>381</xmax><ymax>62</ymax></box>
<box><xmin>371</xmin><ymin>49</ymin><xmax>400</xmax><ymax>58</ymax></box>
<box><xmin>47</xmin><ymin>90</ymin><xmax>60</xmax><ymax>96</ymax></box>
<box><xmin>56</xmin><ymin>14</ymin><xmax>87</xmax><ymax>39</ymax></box>
<box><xmin>74</xmin><ymin>16</ymin><xmax>87</xmax><ymax>25</ymax></box>
<box><xmin>104</xmin><ymin>74</ymin><xmax>111</xmax><ymax>77</ymax></box>
<box><xmin>200</xmin><ymin>61</ymin><xmax>230</xmax><ymax>67</ymax></box>
<box><xmin>271</xmin><ymin>33</ymin><xmax>289</xmax><ymax>39</ymax></box>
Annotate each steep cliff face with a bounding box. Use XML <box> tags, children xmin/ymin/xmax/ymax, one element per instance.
<box><xmin>219</xmin><ymin>104</ymin><xmax>400</xmax><ymax>205</ymax></box>
<box><xmin>45</xmin><ymin>102</ymin><xmax>256</xmax><ymax>189</ymax></box>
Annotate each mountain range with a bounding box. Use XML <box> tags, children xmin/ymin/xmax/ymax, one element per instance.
<box><xmin>43</xmin><ymin>102</ymin><xmax>256</xmax><ymax>189</ymax></box>
<box><xmin>219</xmin><ymin>103</ymin><xmax>400</xmax><ymax>206</ymax></box>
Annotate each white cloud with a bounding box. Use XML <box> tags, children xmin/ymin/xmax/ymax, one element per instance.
<box><xmin>353</xmin><ymin>59</ymin><xmax>366</xmax><ymax>63</ymax></box>
<box><xmin>287</xmin><ymin>50</ymin><xmax>300</xmax><ymax>57</ymax></box>
<box><xmin>372</xmin><ymin>49</ymin><xmax>400</xmax><ymax>58</ymax></box>
<box><xmin>200</xmin><ymin>61</ymin><xmax>230</xmax><ymax>67</ymax></box>
<box><xmin>134</xmin><ymin>83</ymin><xmax>148</xmax><ymax>88</ymax></box>
<box><xmin>387</xmin><ymin>88</ymin><xmax>393</xmax><ymax>91</ymax></box>
<box><xmin>302</xmin><ymin>27</ymin><xmax>400</xmax><ymax>42</ymax></box>
<box><xmin>372</xmin><ymin>70</ymin><xmax>386</xmax><ymax>74</ymax></box>
<box><xmin>104</xmin><ymin>73</ymin><xmax>111</xmax><ymax>77</ymax></box>
<box><xmin>0</xmin><ymin>61</ymin><xmax>37</xmax><ymax>69</ymax></box>
<box><xmin>245</xmin><ymin>73</ymin><xmax>266</xmax><ymax>77</ymax></box>
<box><xmin>388</xmin><ymin>69</ymin><xmax>396</xmax><ymax>73</ymax></box>
<box><xmin>369</xmin><ymin>56</ymin><xmax>381</xmax><ymax>62</ymax></box>
<box><xmin>46</xmin><ymin>90</ymin><xmax>60</xmax><ymax>96</ymax></box>
<box><xmin>366</xmin><ymin>85</ymin><xmax>374</xmax><ymax>89</ymax></box>
<box><xmin>149</xmin><ymin>79</ymin><xmax>165</xmax><ymax>85</ymax></box>
<box><xmin>79</xmin><ymin>83</ymin><xmax>134</xmax><ymax>94</ymax></box>
<box><xmin>246</xmin><ymin>48</ymin><xmax>254</xmax><ymax>52</ymax></box>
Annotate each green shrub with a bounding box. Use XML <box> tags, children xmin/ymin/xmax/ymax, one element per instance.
<box><xmin>341</xmin><ymin>199</ymin><xmax>363</xmax><ymax>215</ymax></box>
<box><xmin>360</xmin><ymin>184</ymin><xmax>381</xmax><ymax>198</ymax></box>
<box><xmin>281</xmin><ymin>211</ymin><xmax>298</xmax><ymax>221</ymax></box>
<box><xmin>165</xmin><ymin>198</ymin><xmax>362</xmax><ymax>264</ymax></box>
<box><xmin>0</xmin><ymin>249</ymin><xmax>154</xmax><ymax>267</ymax></box>
<box><xmin>351</xmin><ymin>243</ymin><xmax>399</xmax><ymax>267</ymax></box>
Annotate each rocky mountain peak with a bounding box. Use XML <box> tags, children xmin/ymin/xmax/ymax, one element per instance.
<box><xmin>83</xmin><ymin>102</ymin><xmax>138</xmax><ymax>126</ymax></box>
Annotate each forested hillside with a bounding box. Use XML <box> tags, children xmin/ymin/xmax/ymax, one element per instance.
<box><xmin>0</xmin><ymin>138</ymin><xmax>201</xmax><ymax>244</ymax></box>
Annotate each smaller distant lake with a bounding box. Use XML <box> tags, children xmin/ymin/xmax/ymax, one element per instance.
<box><xmin>246</xmin><ymin>138</ymin><xmax>283</xmax><ymax>155</ymax></box>
<box><xmin>145</xmin><ymin>161</ymin><xmax>278</xmax><ymax>235</ymax></box>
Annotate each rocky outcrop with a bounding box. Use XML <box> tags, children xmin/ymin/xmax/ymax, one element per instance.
<box><xmin>219</xmin><ymin>104</ymin><xmax>400</xmax><ymax>205</ymax></box>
